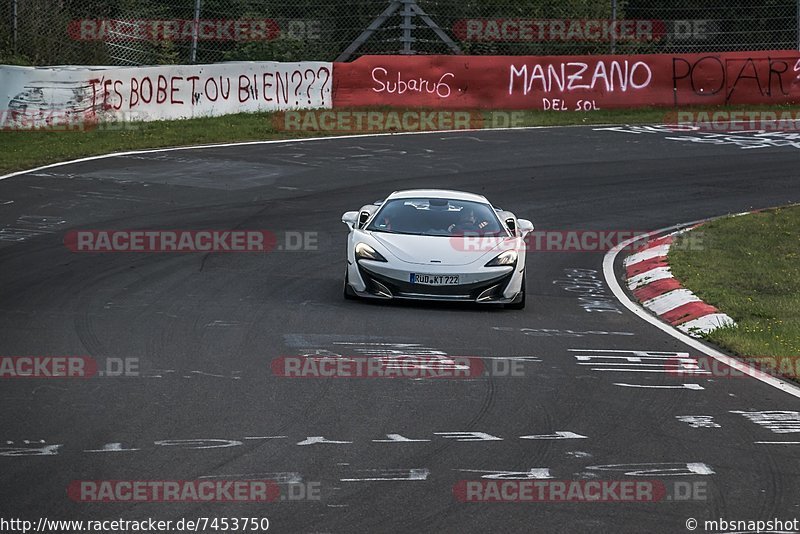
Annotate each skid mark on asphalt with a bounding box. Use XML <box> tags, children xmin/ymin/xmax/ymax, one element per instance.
<box><xmin>614</xmin><ymin>382</ymin><xmax>705</xmax><ymax>390</ymax></box>
<box><xmin>554</xmin><ymin>268</ymin><xmax>622</xmax><ymax>314</ymax></box>
<box><xmin>199</xmin><ymin>472</ymin><xmax>303</xmax><ymax>484</ymax></box>
<box><xmin>282</xmin><ymin>333</ymin><xmax>540</xmax><ymax>380</ymax></box>
<box><xmin>0</xmin><ymin>215</ymin><xmax>66</xmax><ymax>244</ymax></box>
<box><xmin>493</xmin><ymin>326</ymin><xmax>635</xmax><ymax>338</ymax></box>
<box><xmin>596</xmin><ymin>124</ymin><xmax>800</xmax><ymax>150</ymax></box>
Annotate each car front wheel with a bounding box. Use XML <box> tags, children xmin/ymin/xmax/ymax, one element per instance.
<box><xmin>343</xmin><ymin>269</ymin><xmax>357</xmax><ymax>300</ymax></box>
<box><xmin>505</xmin><ymin>273</ymin><xmax>526</xmax><ymax>310</ymax></box>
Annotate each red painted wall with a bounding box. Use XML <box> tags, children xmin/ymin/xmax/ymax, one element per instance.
<box><xmin>333</xmin><ymin>51</ymin><xmax>800</xmax><ymax>110</ymax></box>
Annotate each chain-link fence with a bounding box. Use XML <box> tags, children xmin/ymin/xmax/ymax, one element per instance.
<box><xmin>1</xmin><ymin>0</ymin><xmax>799</xmax><ymax>66</ymax></box>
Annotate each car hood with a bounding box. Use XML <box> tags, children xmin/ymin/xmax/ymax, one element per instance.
<box><xmin>370</xmin><ymin>232</ymin><xmax>513</xmax><ymax>266</ymax></box>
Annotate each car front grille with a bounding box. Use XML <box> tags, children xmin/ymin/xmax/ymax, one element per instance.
<box><xmin>359</xmin><ymin>266</ymin><xmax>512</xmax><ymax>301</ymax></box>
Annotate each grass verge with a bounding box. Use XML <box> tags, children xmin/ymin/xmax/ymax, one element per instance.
<box><xmin>3</xmin><ymin>104</ymin><xmax>800</xmax><ymax>175</ymax></box>
<box><xmin>669</xmin><ymin>206</ymin><xmax>800</xmax><ymax>361</ymax></box>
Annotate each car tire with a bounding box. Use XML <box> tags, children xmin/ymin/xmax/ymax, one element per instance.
<box><xmin>505</xmin><ymin>273</ymin><xmax>526</xmax><ymax>310</ymax></box>
<box><xmin>343</xmin><ymin>269</ymin><xmax>357</xmax><ymax>300</ymax></box>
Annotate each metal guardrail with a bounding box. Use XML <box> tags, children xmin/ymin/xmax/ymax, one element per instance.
<box><xmin>2</xmin><ymin>0</ymin><xmax>799</xmax><ymax>66</ymax></box>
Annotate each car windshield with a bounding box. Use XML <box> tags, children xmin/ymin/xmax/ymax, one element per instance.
<box><xmin>366</xmin><ymin>198</ymin><xmax>508</xmax><ymax>237</ymax></box>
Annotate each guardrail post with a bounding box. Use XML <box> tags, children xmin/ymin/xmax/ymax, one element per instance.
<box><xmin>337</xmin><ymin>0</ymin><xmax>460</xmax><ymax>62</ymax></box>
<box><xmin>190</xmin><ymin>0</ymin><xmax>202</xmax><ymax>63</ymax></box>
<box><xmin>12</xmin><ymin>0</ymin><xmax>18</xmax><ymax>54</ymax></box>
<box><xmin>610</xmin><ymin>0</ymin><xmax>618</xmax><ymax>54</ymax></box>
<box><xmin>401</xmin><ymin>0</ymin><xmax>415</xmax><ymax>54</ymax></box>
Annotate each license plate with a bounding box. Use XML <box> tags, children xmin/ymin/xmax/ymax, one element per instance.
<box><xmin>410</xmin><ymin>274</ymin><xmax>460</xmax><ymax>285</ymax></box>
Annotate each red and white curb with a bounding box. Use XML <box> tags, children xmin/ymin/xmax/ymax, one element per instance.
<box><xmin>623</xmin><ymin>229</ymin><xmax>735</xmax><ymax>337</ymax></box>
<box><xmin>605</xmin><ymin>221</ymin><xmax>800</xmax><ymax>398</ymax></box>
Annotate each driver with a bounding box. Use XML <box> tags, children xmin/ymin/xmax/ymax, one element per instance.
<box><xmin>449</xmin><ymin>208</ymin><xmax>489</xmax><ymax>233</ymax></box>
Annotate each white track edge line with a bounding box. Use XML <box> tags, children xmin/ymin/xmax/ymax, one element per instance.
<box><xmin>603</xmin><ymin>220</ymin><xmax>800</xmax><ymax>399</ymax></box>
<box><xmin>1</xmin><ymin>121</ymin><xmax>688</xmax><ymax>183</ymax></box>
<box><xmin>0</xmin><ymin>121</ymin><xmax>731</xmax><ymax>183</ymax></box>
<box><xmin>0</xmin><ymin>123</ymin><xmax>592</xmax><ymax>183</ymax></box>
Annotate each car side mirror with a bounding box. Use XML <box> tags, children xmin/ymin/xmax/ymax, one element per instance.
<box><xmin>358</xmin><ymin>211</ymin><xmax>371</xmax><ymax>229</ymax></box>
<box><xmin>342</xmin><ymin>211</ymin><xmax>358</xmax><ymax>230</ymax></box>
<box><xmin>517</xmin><ymin>219</ymin><xmax>534</xmax><ymax>236</ymax></box>
<box><xmin>505</xmin><ymin>217</ymin><xmax>517</xmax><ymax>235</ymax></box>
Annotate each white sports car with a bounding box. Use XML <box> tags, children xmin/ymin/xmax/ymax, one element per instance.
<box><xmin>342</xmin><ymin>190</ymin><xmax>533</xmax><ymax>309</ymax></box>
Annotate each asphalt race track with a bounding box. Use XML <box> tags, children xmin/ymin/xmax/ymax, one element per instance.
<box><xmin>1</xmin><ymin>126</ymin><xmax>799</xmax><ymax>533</ymax></box>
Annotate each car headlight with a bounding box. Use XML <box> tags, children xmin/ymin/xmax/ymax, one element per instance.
<box><xmin>355</xmin><ymin>242</ymin><xmax>387</xmax><ymax>262</ymax></box>
<box><xmin>485</xmin><ymin>250</ymin><xmax>517</xmax><ymax>267</ymax></box>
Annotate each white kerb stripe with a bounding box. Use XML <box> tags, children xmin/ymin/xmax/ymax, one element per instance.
<box><xmin>677</xmin><ymin>314</ymin><xmax>736</xmax><ymax>336</ymax></box>
<box><xmin>624</xmin><ymin>245</ymin><xmax>671</xmax><ymax>267</ymax></box>
<box><xmin>642</xmin><ymin>289</ymin><xmax>702</xmax><ymax>316</ymax></box>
